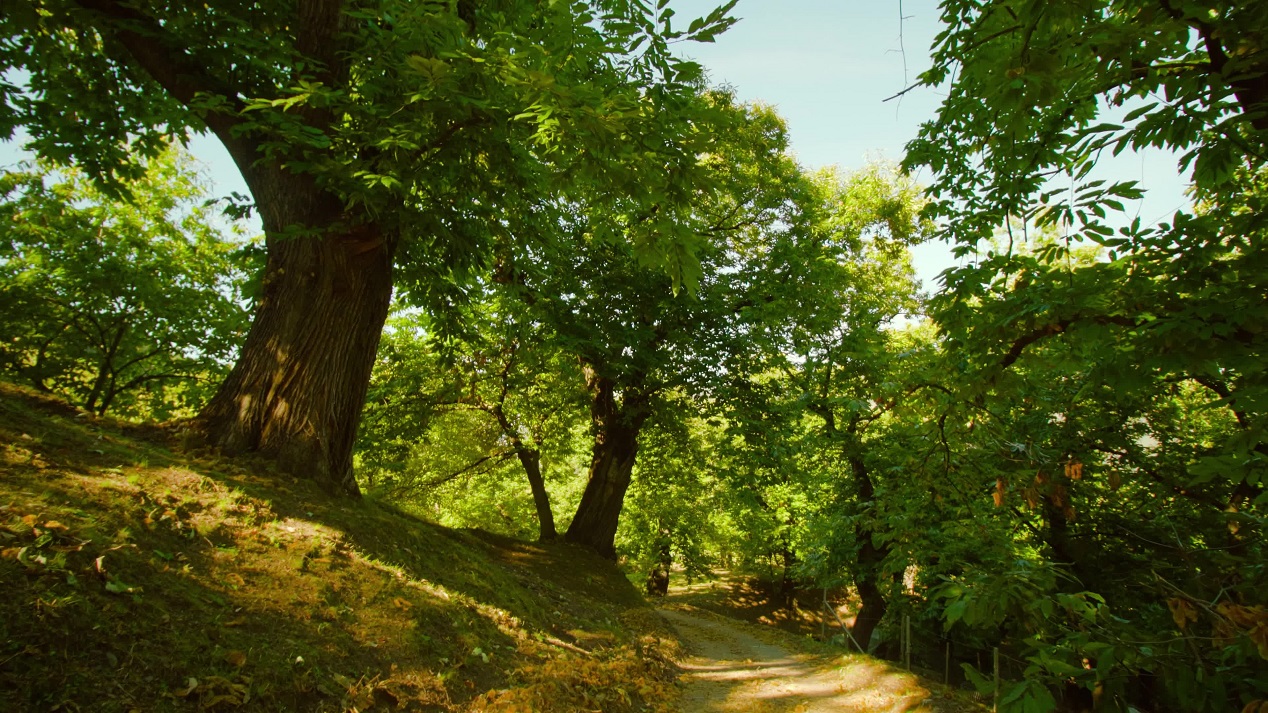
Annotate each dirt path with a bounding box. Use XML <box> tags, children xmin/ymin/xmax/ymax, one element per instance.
<box><xmin>661</xmin><ymin>606</ymin><xmax>959</xmax><ymax>713</ymax></box>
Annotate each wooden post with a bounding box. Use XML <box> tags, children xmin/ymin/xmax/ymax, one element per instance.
<box><xmin>993</xmin><ymin>647</ymin><xmax>1000</xmax><ymax>712</ymax></box>
<box><xmin>904</xmin><ymin>615</ymin><xmax>911</xmax><ymax>670</ymax></box>
<box><xmin>944</xmin><ymin>641</ymin><xmax>950</xmax><ymax>684</ymax></box>
<box><xmin>821</xmin><ymin>588</ymin><xmax>827</xmax><ymax>642</ymax></box>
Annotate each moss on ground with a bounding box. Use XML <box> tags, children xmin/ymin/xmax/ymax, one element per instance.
<box><xmin>0</xmin><ymin>382</ymin><xmax>679</xmax><ymax>712</ymax></box>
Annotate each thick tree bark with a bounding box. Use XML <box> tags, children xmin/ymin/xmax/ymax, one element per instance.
<box><xmin>564</xmin><ymin>370</ymin><xmax>651</xmax><ymax>558</ymax></box>
<box><xmin>848</xmin><ymin>452</ymin><xmax>891</xmax><ymax>652</ymax></box>
<box><xmin>80</xmin><ymin>0</ymin><xmax>396</xmax><ymax>494</ymax></box>
<box><xmin>852</xmin><ymin>573</ymin><xmax>888</xmax><ymax>653</ymax></box>
<box><xmin>198</xmin><ymin>213</ymin><xmax>396</xmax><ymax>496</ymax></box>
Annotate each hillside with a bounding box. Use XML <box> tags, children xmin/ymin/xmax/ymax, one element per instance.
<box><xmin>0</xmin><ymin>382</ymin><xmax>680</xmax><ymax>712</ymax></box>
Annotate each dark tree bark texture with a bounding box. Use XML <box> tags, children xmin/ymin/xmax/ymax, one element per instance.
<box><xmin>77</xmin><ymin>0</ymin><xmax>400</xmax><ymax>494</ymax></box>
<box><xmin>486</xmin><ymin>354</ymin><xmax>558</xmax><ymax>541</ymax></box>
<box><xmin>513</xmin><ymin>444</ymin><xmax>557</xmax><ymax>541</ymax></box>
<box><xmin>198</xmin><ymin>218</ymin><xmax>396</xmax><ymax>495</ymax></box>
<box><xmin>848</xmin><ymin>452</ymin><xmax>891</xmax><ymax>652</ymax></box>
<box><xmin>564</xmin><ymin>369</ymin><xmax>651</xmax><ymax>558</ymax></box>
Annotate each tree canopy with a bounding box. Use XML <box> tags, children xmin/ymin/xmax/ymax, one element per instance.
<box><xmin>2</xmin><ymin>2</ymin><xmax>1266</xmax><ymax>710</ymax></box>
<box><xmin>0</xmin><ymin>149</ymin><xmax>249</xmax><ymax>418</ymax></box>
<box><xmin>1</xmin><ymin>0</ymin><xmax>741</xmax><ymax>492</ymax></box>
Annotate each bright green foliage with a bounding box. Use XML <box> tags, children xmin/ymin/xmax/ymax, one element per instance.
<box><xmin>356</xmin><ymin>94</ymin><xmax>814</xmax><ymax>543</ymax></box>
<box><xmin>0</xmin><ymin>149</ymin><xmax>248</xmax><ymax>418</ymax></box>
<box><xmin>507</xmin><ymin>92</ymin><xmax>811</xmax><ymax>383</ymax></box>
<box><xmin>901</xmin><ymin>2</ymin><xmax>1268</xmax><ymax>708</ymax></box>
<box><xmin>617</xmin><ymin>395</ymin><xmax>729</xmax><ymax>581</ymax></box>
<box><xmin>713</xmin><ymin>164</ymin><xmax>929</xmax><ymax>641</ymax></box>
<box><xmin>1</xmin><ymin>0</ymin><xmax>747</xmax><ymax>490</ymax></box>
<box><xmin>1</xmin><ymin>0</ymin><xmax>739</xmax><ymax>290</ymax></box>
<box><xmin>357</xmin><ymin>306</ymin><xmax>591</xmax><ymax>538</ymax></box>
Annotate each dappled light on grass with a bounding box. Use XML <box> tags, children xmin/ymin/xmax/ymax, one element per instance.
<box><xmin>0</xmin><ymin>382</ymin><xmax>681</xmax><ymax>711</ymax></box>
<box><xmin>669</xmin><ymin>572</ymin><xmax>857</xmax><ymax>639</ymax></box>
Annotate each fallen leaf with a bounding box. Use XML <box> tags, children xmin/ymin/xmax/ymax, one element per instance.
<box><xmin>1168</xmin><ymin>598</ymin><xmax>1197</xmax><ymax>630</ymax></box>
<box><xmin>105</xmin><ymin>579</ymin><xmax>140</xmax><ymax>595</ymax></box>
<box><xmin>331</xmin><ymin>671</ymin><xmax>354</xmax><ymax>690</ymax></box>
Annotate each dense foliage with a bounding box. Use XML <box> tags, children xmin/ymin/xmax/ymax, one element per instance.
<box><xmin>0</xmin><ymin>150</ymin><xmax>249</xmax><ymax>418</ymax></box>
<box><xmin>894</xmin><ymin>1</ymin><xmax>1268</xmax><ymax>710</ymax></box>
<box><xmin>3</xmin><ymin>1</ymin><xmax>1266</xmax><ymax>710</ymax></box>
<box><xmin>1</xmin><ymin>0</ymin><xmax>741</xmax><ymax>491</ymax></box>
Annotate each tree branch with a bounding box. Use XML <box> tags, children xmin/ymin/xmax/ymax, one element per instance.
<box><xmin>71</xmin><ymin>0</ymin><xmax>261</xmax><ymax>183</ymax></box>
<box><xmin>420</xmin><ymin>450</ymin><xmax>516</xmax><ymax>490</ymax></box>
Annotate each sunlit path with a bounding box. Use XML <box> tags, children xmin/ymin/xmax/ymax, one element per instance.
<box><xmin>661</xmin><ymin>606</ymin><xmax>964</xmax><ymax>713</ymax></box>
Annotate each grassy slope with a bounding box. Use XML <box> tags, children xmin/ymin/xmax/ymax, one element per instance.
<box><xmin>0</xmin><ymin>382</ymin><xmax>679</xmax><ymax>712</ymax></box>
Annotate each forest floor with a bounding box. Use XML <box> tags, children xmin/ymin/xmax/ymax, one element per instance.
<box><xmin>0</xmin><ymin>381</ymin><xmax>682</xmax><ymax>712</ymax></box>
<box><xmin>0</xmin><ymin>380</ymin><xmax>983</xmax><ymax>712</ymax></box>
<box><xmin>658</xmin><ymin>578</ymin><xmax>985</xmax><ymax>713</ymax></box>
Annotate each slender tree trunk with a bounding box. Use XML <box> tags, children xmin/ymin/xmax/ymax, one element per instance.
<box><xmin>85</xmin><ymin>321</ymin><xmax>127</xmax><ymax>414</ymax></box>
<box><xmin>778</xmin><ymin>544</ymin><xmax>798</xmax><ymax>610</ymax></box>
<box><xmin>565</xmin><ymin>371</ymin><xmax>651</xmax><ymax>558</ymax></box>
<box><xmin>515</xmin><ymin>446</ymin><xmax>557</xmax><ymax>541</ymax></box>
<box><xmin>198</xmin><ymin>213</ymin><xmax>396</xmax><ymax>496</ymax></box>
<box><xmin>646</xmin><ymin>536</ymin><xmax>671</xmax><ymax>597</ymax></box>
<box><xmin>488</xmin><ymin>396</ymin><xmax>557</xmax><ymax>541</ymax></box>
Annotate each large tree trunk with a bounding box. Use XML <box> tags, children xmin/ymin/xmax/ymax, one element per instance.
<box><xmin>198</xmin><ymin>203</ymin><xmax>396</xmax><ymax>496</ymax></box>
<box><xmin>848</xmin><ymin>452</ymin><xmax>891</xmax><ymax>652</ymax></box>
<box><xmin>83</xmin><ymin>0</ymin><xmax>396</xmax><ymax>494</ymax></box>
<box><xmin>852</xmin><ymin>572</ymin><xmax>888</xmax><ymax>653</ymax></box>
<box><xmin>564</xmin><ymin>371</ymin><xmax>651</xmax><ymax>558</ymax></box>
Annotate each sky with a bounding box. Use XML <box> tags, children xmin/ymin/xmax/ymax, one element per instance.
<box><xmin>3</xmin><ymin>0</ymin><xmax>1192</xmax><ymax>290</ymax></box>
<box><xmin>664</xmin><ymin>0</ymin><xmax>1190</xmax><ymax>287</ymax></box>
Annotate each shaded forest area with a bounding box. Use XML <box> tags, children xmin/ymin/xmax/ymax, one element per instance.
<box><xmin>2</xmin><ymin>1</ymin><xmax>1266</xmax><ymax>711</ymax></box>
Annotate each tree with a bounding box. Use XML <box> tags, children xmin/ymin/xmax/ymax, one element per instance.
<box><xmin>358</xmin><ymin>302</ymin><xmax>591</xmax><ymax>541</ymax></box>
<box><xmin>2</xmin><ymin>0</ymin><xmax>738</xmax><ymax>494</ymax></box>
<box><xmin>719</xmin><ymin>163</ymin><xmax>928</xmax><ymax>648</ymax></box>
<box><xmin>0</xmin><ymin>149</ymin><xmax>248</xmax><ymax>418</ymax></box>
<box><xmin>903</xmin><ymin>4</ymin><xmax>1268</xmax><ymax>706</ymax></box>
<box><xmin>906</xmin><ymin>0</ymin><xmax>1268</xmax><ymax>447</ymax></box>
<box><xmin>495</xmin><ymin>94</ymin><xmax>812</xmax><ymax>557</ymax></box>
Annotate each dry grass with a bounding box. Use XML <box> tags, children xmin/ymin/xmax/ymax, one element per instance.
<box><xmin>0</xmin><ymin>382</ymin><xmax>678</xmax><ymax>712</ymax></box>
